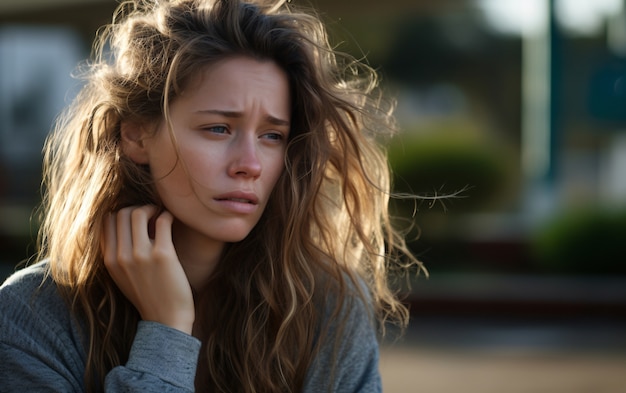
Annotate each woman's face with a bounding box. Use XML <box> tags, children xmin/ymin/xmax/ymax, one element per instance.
<box><xmin>142</xmin><ymin>56</ymin><xmax>290</xmax><ymax>247</ymax></box>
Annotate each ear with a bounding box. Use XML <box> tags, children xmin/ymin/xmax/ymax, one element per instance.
<box><xmin>120</xmin><ymin>121</ymin><xmax>150</xmax><ymax>164</ymax></box>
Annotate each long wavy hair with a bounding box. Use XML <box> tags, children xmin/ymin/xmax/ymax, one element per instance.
<box><xmin>37</xmin><ymin>0</ymin><xmax>422</xmax><ymax>391</ymax></box>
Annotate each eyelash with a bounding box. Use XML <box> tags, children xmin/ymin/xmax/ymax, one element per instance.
<box><xmin>262</xmin><ymin>132</ymin><xmax>284</xmax><ymax>141</ymax></box>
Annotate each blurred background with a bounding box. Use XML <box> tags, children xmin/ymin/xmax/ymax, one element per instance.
<box><xmin>1</xmin><ymin>0</ymin><xmax>625</xmax><ymax>391</ymax></box>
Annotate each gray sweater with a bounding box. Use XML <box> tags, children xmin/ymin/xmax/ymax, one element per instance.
<box><xmin>0</xmin><ymin>262</ymin><xmax>381</xmax><ymax>392</ymax></box>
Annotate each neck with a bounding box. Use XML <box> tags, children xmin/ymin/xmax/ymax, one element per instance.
<box><xmin>172</xmin><ymin>220</ymin><xmax>224</xmax><ymax>291</ymax></box>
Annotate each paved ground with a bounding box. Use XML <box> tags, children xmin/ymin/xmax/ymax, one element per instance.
<box><xmin>380</xmin><ymin>345</ymin><xmax>626</xmax><ymax>393</ymax></box>
<box><xmin>376</xmin><ymin>271</ymin><xmax>626</xmax><ymax>392</ymax></box>
<box><xmin>379</xmin><ymin>316</ymin><xmax>626</xmax><ymax>393</ymax></box>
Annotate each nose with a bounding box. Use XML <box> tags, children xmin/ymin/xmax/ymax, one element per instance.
<box><xmin>228</xmin><ymin>135</ymin><xmax>261</xmax><ymax>179</ymax></box>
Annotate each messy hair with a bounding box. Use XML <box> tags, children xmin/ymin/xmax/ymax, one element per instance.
<box><xmin>38</xmin><ymin>0</ymin><xmax>422</xmax><ymax>391</ymax></box>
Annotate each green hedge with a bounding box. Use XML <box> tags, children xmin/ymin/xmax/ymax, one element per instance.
<box><xmin>387</xmin><ymin>128</ymin><xmax>514</xmax><ymax>212</ymax></box>
<box><xmin>531</xmin><ymin>208</ymin><xmax>626</xmax><ymax>275</ymax></box>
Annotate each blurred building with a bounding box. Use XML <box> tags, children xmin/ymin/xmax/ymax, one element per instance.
<box><xmin>1</xmin><ymin>0</ymin><xmax>626</xmax><ymax>282</ymax></box>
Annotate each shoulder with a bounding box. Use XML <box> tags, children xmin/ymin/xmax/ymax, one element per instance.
<box><xmin>304</xmin><ymin>273</ymin><xmax>382</xmax><ymax>392</ymax></box>
<box><xmin>0</xmin><ymin>260</ymin><xmax>66</xmax><ymax>319</ymax></box>
<box><xmin>1</xmin><ymin>260</ymin><xmax>51</xmax><ymax>308</ymax></box>
<box><xmin>0</xmin><ymin>261</ymin><xmax>87</xmax><ymax>390</ymax></box>
<box><xmin>0</xmin><ymin>260</ymin><xmax>84</xmax><ymax>355</ymax></box>
<box><xmin>1</xmin><ymin>260</ymin><xmax>50</xmax><ymax>294</ymax></box>
<box><xmin>316</xmin><ymin>272</ymin><xmax>378</xmax><ymax>335</ymax></box>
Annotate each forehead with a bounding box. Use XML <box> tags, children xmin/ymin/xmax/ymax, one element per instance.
<box><xmin>178</xmin><ymin>56</ymin><xmax>291</xmax><ymax>106</ymax></box>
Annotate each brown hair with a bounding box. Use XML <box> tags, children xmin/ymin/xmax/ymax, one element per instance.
<box><xmin>38</xmin><ymin>0</ymin><xmax>422</xmax><ymax>391</ymax></box>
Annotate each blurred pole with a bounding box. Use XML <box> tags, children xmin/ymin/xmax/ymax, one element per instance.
<box><xmin>521</xmin><ymin>0</ymin><xmax>550</xmax><ymax>182</ymax></box>
<box><xmin>607</xmin><ymin>0</ymin><xmax>626</xmax><ymax>56</ymax></box>
<box><xmin>548</xmin><ymin>0</ymin><xmax>562</xmax><ymax>186</ymax></box>
<box><xmin>603</xmin><ymin>0</ymin><xmax>626</xmax><ymax>206</ymax></box>
<box><xmin>521</xmin><ymin>0</ymin><xmax>560</xmax><ymax>223</ymax></box>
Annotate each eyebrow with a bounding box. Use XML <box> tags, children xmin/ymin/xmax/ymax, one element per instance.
<box><xmin>196</xmin><ymin>109</ymin><xmax>290</xmax><ymax>127</ymax></box>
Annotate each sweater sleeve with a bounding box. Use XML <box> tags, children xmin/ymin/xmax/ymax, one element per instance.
<box><xmin>0</xmin><ymin>263</ymin><xmax>201</xmax><ymax>393</ymax></box>
<box><xmin>104</xmin><ymin>321</ymin><xmax>201</xmax><ymax>392</ymax></box>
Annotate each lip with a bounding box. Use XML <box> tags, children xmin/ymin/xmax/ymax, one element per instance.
<box><xmin>213</xmin><ymin>191</ymin><xmax>259</xmax><ymax>214</ymax></box>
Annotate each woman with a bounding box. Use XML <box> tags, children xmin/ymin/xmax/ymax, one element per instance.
<box><xmin>0</xmin><ymin>0</ymin><xmax>422</xmax><ymax>391</ymax></box>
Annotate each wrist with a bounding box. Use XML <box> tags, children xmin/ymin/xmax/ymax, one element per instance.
<box><xmin>142</xmin><ymin>311</ymin><xmax>195</xmax><ymax>335</ymax></box>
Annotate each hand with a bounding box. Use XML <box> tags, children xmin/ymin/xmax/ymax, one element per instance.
<box><xmin>102</xmin><ymin>205</ymin><xmax>195</xmax><ymax>335</ymax></box>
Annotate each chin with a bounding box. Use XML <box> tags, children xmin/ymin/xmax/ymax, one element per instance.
<box><xmin>212</xmin><ymin>226</ymin><xmax>256</xmax><ymax>243</ymax></box>
<box><xmin>221</xmin><ymin>234</ymin><xmax>250</xmax><ymax>243</ymax></box>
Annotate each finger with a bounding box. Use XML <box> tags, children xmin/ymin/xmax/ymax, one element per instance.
<box><xmin>115</xmin><ymin>207</ymin><xmax>134</xmax><ymax>262</ymax></box>
<box><xmin>130</xmin><ymin>205</ymin><xmax>158</xmax><ymax>248</ymax></box>
<box><xmin>101</xmin><ymin>213</ymin><xmax>117</xmax><ymax>265</ymax></box>
<box><xmin>102</xmin><ymin>213</ymin><xmax>127</xmax><ymax>288</ymax></box>
<box><xmin>153</xmin><ymin>210</ymin><xmax>175</xmax><ymax>252</ymax></box>
<box><xmin>147</xmin><ymin>205</ymin><xmax>163</xmax><ymax>240</ymax></box>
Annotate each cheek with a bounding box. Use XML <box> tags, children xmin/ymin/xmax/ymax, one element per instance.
<box><xmin>175</xmin><ymin>146</ymin><xmax>222</xmax><ymax>189</ymax></box>
<box><xmin>266</xmin><ymin>153</ymin><xmax>286</xmax><ymax>186</ymax></box>
<box><xmin>147</xmin><ymin>135</ymin><xmax>178</xmax><ymax>178</ymax></box>
<box><xmin>169</xmin><ymin>145</ymin><xmax>225</xmax><ymax>195</ymax></box>
<box><xmin>151</xmin><ymin>147</ymin><xmax>195</xmax><ymax>194</ymax></box>
<box><xmin>154</xmin><ymin>164</ymin><xmax>191</xmax><ymax>200</ymax></box>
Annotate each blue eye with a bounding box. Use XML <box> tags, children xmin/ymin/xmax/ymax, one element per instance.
<box><xmin>265</xmin><ymin>133</ymin><xmax>281</xmax><ymax>140</ymax></box>
<box><xmin>262</xmin><ymin>132</ymin><xmax>284</xmax><ymax>141</ymax></box>
<box><xmin>206</xmin><ymin>125</ymin><xmax>228</xmax><ymax>134</ymax></box>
